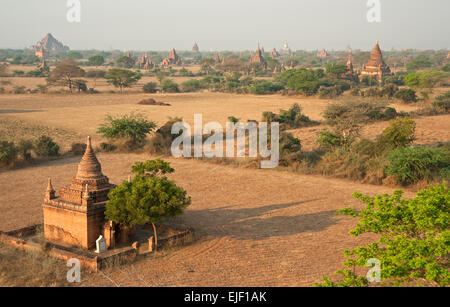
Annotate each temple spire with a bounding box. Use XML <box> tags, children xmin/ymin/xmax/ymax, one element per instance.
<box><xmin>75</xmin><ymin>136</ymin><xmax>104</xmax><ymax>180</ymax></box>
<box><xmin>45</xmin><ymin>178</ymin><xmax>56</xmax><ymax>200</ymax></box>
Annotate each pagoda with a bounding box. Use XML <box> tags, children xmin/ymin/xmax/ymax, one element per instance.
<box><xmin>42</xmin><ymin>136</ymin><xmax>116</xmax><ymax>249</ymax></box>
<box><xmin>280</xmin><ymin>41</ymin><xmax>291</xmax><ymax>55</ymax></box>
<box><xmin>346</xmin><ymin>50</ymin><xmax>354</xmax><ymax>74</ymax></box>
<box><xmin>360</xmin><ymin>41</ymin><xmax>391</xmax><ymax>81</ymax></box>
<box><xmin>138</xmin><ymin>53</ymin><xmax>154</xmax><ymax>70</ymax></box>
<box><xmin>250</xmin><ymin>45</ymin><xmax>267</xmax><ymax>70</ymax></box>
<box><xmin>270</xmin><ymin>48</ymin><xmax>280</xmax><ymax>59</ymax></box>
<box><xmin>192</xmin><ymin>42</ymin><xmax>200</xmax><ymax>53</ymax></box>
<box><xmin>215</xmin><ymin>53</ymin><xmax>221</xmax><ymax>64</ymax></box>
<box><xmin>161</xmin><ymin>48</ymin><xmax>182</xmax><ymax>67</ymax></box>
<box><xmin>317</xmin><ymin>49</ymin><xmax>328</xmax><ymax>59</ymax></box>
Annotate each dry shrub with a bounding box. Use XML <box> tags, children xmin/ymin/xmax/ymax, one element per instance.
<box><xmin>70</xmin><ymin>142</ymin><xmax>87</xmax><ymax>155</ymax></box>
<box><xmin>0</xmin><ymin>242</ymin><xmax>75</xmax><ymax>286</ymax></box>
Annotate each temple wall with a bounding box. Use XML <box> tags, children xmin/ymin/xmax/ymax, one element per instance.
<box><xmin>43</xmin><ymin>205</ymin><xmax>105</xmax><ymax>249</ymax></box>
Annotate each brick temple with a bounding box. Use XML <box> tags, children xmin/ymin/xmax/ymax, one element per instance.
<box><xmin>43</xmin><ymin>136</ymin><xmax>116</xmax><ymax>249</ymax></box>
<box><xmin>360</xmin><ymin>41</ymin><xmax>391</xmax><ymax>81</ymax></box>
<box><xmin>250</xmin><ymin>45</ymin><xmax>267</xmax><ymax>70</ymax></box>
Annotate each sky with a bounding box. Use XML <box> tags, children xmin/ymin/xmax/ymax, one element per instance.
<box><xmin>0</xmin><ymin>0</ymin><xmax>449</xmax><ymax>51</ymax></box>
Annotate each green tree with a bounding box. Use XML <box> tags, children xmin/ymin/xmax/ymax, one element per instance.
<box><xmin>406</xmin><ymin>55</ymin><xmax>432</xmax><ymax>71</ymax></box>
<box><xmin>325</xmin><ymin>62</ymin><xmax>348</xmax><ymax>78</ymax></box>
<box><xmin>67</xmin><ymin>51</ymin><xmax>83</xmax><ymax>60</ymax></box>
<box><xmin>143</xmin><ymin>82</ymin><xmax>158</xmax><ymax>93</ymax></box>
<box><xmin>97</xmin><ymin>113</ymin><xmax>156</xmax><ymax>146</ymax></box>
<box><xmin>47</xmin><ymin>59</ymin><xmax>85</xmax><ymax>93</ymax></box>
<box><xmin>379</xmin><ymin>117</ymin><xmax>416</xmax><ymax>149</ymax></box>
<box><xmin>316</xmin><ymin>183</ymin><xmax>450</xmax><ymax>287</ymax></box>
<box><xmin>199</xmin><ymin>58</ymin><xmax>215</xmax><ymax>75</ymax></box>
<box><xmin>394</xmin><ymin>88</ymin><xmax>417</xmax><ymax>103</ymax></box>
<box><xmin>88</xmin><ymin>55</ymin><xmax>105</xmax><ymax>66</ymax></box>
<box><xmin>33</xmin><ymin>135</ymin><xmax>60</xmax><ymax>157</ymax></box>
<box><xmin>181</xmin><ymin>79</ymin><xmax>201</xmax><ymax>92</ymax></box>
<box><xmin>116</xmin><ymin>54</ymin><xmax>136</xmax><ymax>68</ymax></box>
<box><xmin>386</xmin><ymin>146</ymin><xmax>449</xmax><ymax>185</ymax></box>
<box><xmin>105</xmin><ymin>159</ymin><xmax>191</xmax><ymax>249</ymax></box>
<box><xmin>105</xmin><ymin>68</ymin><xmax>141</xmax><ymax>93</ymax></box>
<box><xmin>161</xmin><ymin>79</ymin><xmax>179</xmax><ymax>93</ymax></box>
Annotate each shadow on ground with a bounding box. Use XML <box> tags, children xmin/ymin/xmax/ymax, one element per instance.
<box><xmin>174</xmin><ymin>199</ymin><xmax>340</xmax><ymax>240</ymax></box>
<box><xmin>0</xmin><ymin>109</ymin><xmax>42</xmax><ymax>114</ymax></box>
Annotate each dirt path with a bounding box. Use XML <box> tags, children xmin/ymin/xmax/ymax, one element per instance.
<box><xmin>0</xmin><ymin>153</ymin><xmax>416</xmax><ymax>286</ymax></box>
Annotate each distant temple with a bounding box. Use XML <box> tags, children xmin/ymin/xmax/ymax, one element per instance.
<box><xmin>42</xmin><ymin>137</ymin><xmax>116</xmax><ymax>249</ymax></box>
<box><xmin>36</xmin><ymin>46</ymin><xmax>49</xmax><ymax>73</ymax></box>
<box><xmin>35</xmin><ymin>46</ymin><xmax>49</xmax><ymax>59</ymax></box>
<box><xmin>280</xmin><ymin>41</ymin><xmax>291</xmax><ymax>55</ymax></box>
<box><xmin>317</xmin><ymin>49</ymin><xmax>328</xmax><ymax>59</ymax></box>
<box><xmin>138</xmin><ymin>53</ymin><xmax>154</xmax><ymax>70</ymax></box>
<box><xmin>250</xmin><ymin>45</ymin><xmax>267</xmax><ymax>70</ymax></box>
<box><xmin>192</xmin><ymin>42</ymin><xmax>199</xmax><ymax>53</ymax></box>
<box><xmin>161</xmin><ymin>48</ymin><xmax>182</xmax><ymax>67</ymax></box>
<box><xmin>30</xmin><ymin>33</ymin><xmax>70</xmax><ymax>55</ymax></box>
<box><xmin>346</xmin><ymin>50</ymin><xmax>354</xmax><ymax>74</ymax></box>
<box><xmin>360</xmin><ymin>41</ymin><xmax>391</xmax><ymax>81</ymax></box>
<box><xmin>215</xmin><ymin>53</ymin><xmax>221</xmax><ymax>64</ymax></box>
<box><xmin>270</xmin><ymin>48</ymin><xmax>280</xmax><ymax>59</ymax></box>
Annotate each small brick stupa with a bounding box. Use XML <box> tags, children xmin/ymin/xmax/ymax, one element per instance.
<box><xmin>43</xmin><ymin>136</ymin><xmax>116</xmax><ymax>249</ymax></box>
<box><xmin>250</xmin><ymin>46</ymin><xmax>267</xmax><ymax>70</ymax></box>
<box><xmin>161</xmin><ymin>48</ymin><xmax>182</xmax><ymax>67</ymax></box>
<box><xmin>360</xmin><ymin>41</ymin><xmax>391</xmax><ymax>81</ymax></box>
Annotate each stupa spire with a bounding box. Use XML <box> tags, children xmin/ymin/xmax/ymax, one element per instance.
<box><xmin>75</xmin><ymin>136</ymin><xmax>104</xmax><ymax>180</ymax></box>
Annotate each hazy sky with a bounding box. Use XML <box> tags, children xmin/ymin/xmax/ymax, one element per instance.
<box><xmin>0</xmin><ymin>0</ymin><xmax>449</xmax><ymax>51</ymax></box>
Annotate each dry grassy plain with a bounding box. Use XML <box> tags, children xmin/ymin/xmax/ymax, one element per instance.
<box><xmin>0</xmin><ymin>86</ymin><xmax>449</xmax><ymax>286</ymax></box>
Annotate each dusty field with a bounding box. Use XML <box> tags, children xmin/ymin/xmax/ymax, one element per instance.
<box><xmin>0</xmin><ymin>153</ymin><xmax>416</xmax><ymax>286</ymax></box>
<box><xmin>290</xmin><ymin>114</ymin><xmax>450</xmax><ymax>151</ymax></box>
<box><xmin>0</xmin><ymin>89</ymin><xmax>448</xmax><ymax>286</ymax></box>
<box><xmin>0</xmin><ymin>92</ymin><xmax>332</xmax><ymax>148</ymax></box>
<box><xmin>1</xmin><ymin>91</ymin><xmax>440</xmax><ymax>150</ymax></box>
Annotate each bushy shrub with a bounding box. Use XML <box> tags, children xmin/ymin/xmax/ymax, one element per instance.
<box><xmin>386</xmin><ymin>146</ymin><xmax>450</xmax><ymax>185</ymax></box>
<box><xmin>143</xmin><ymin>82</ymin><xmax>158</xmax><ymax>93</ymax></box>
<box><xmin>33</xmin><ymin>135</ymin><xmax>60</xmax><ymax>157</ymax></box>
<box><xmin>13</xmin><ymin>86</ymin><xmax>26</xmax><ymax>94</ymax></box>
<box><xmin>379</xmin><ymin>117</ymin><xmax>416</xmax><ymax>149</ymax></box>
<box><xmin>99</xmin><ymin>142</ymin><xmax>117</xmax><ymax>152</ymax></box>
<box><xmin>432</xmin><ymin>91</ymin><xmax>450</xmax><ymax>114</ymax></box>
<box><xmin>394</xmin><ymin>88</ymin><xmax>417</xmax><ymax>103</ymax></box>
<box><xmin>146</xmin><ymin>117</ymin><xmax>183</xmax><ymax>155</ymax></box>
<box><xmin>278</xmin><ymin>103</ymin><xmax>315</xmax><ymax>128</ymax></box>
<box><xmin>316</xmin><ymin>183</ymin><xmax>450</xmax><ymax>287</ymax></box>
<box><xmin>17</xmin><ymin>139</ymin><xmax>33</xmax><ymax>161</ymax></box>
<box><xmin>318</xmin><ymin>86</ymin><xmax>343</xmax><ymax>99</ymax></box>
<box><xmin>380</xmin><ymin>84</ymin><xmax>399</xmax><ymax>98</ymax></box>
<box><xmin>262</xmin><ymin>103</ymin><xmax>315</xmax><ymax>129</ymax></box>
<box><xmin>350</xmin><ymin>88</ymin><xmax>360</xmax><ymax>96</ymax></box>
<box><xmin>181</xmin><ymin>79</ymin><xmax>201</xmax><ymax>92</ymax></box>
<box><xmin>26</xmin><ymin>70</ymin><xmax>45</xmax><ymax>77</ymax></box>
<box><xmin>97</xmin><ymin>113</ymin><xmax>156</xmax><ymax>147</ymax></box>
<box><xmin>279</xmin><ymin>133</ymin><xmax>302</xmax><ymax>165</ymax></box>
<box><xmin>322</xmin><ymin>99</ymin><xmax>392</xmax><ymax>145</ymax></box>
<box><xmin>250</xmin><ymin>81</ymin><xmax>283</xmax><ymax>95</ymax></box>
<box><xmin>70</xmin><ymin>142</ymin><xmax>87</xmax><ymax>155</ymax></box>
<box><xmin>0</xmin><ymin>140</ymin><xmax>17</xmax><ymax>167</ymax></box>
<box><xmin>161</xmin><ymin>79</ymin><xmax>179</xmax><ymax>93</ymax></box>
<box><xmin>361</xmin><ymin>87</ymin><xmax>381</xmax><ymax>97</ymax></box>
<box><xmin>317</xmin><ymin>130</ymin><xmax>342</xmax><ymax>151</ymax></box>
